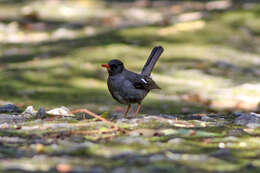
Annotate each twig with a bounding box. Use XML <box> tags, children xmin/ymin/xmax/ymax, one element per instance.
<box><xmin>72</xmin><ymin>109</ymin><xmax>118</xmax><ymax>128</ymax></box>
<box><xmin>72</xmin><ymin>128</ymin><xmax>119</xmax><ymax>135</ymax></box>
<box><xmin>71</xmin><ymin>108</ymin><xmax>124</xmax><ymax>135</ymax></box>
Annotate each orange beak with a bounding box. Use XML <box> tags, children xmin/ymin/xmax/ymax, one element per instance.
<box><xmin>102</xmin><ymin>64</ymin><xmax>110</xmax><ymax>69</ymax></box>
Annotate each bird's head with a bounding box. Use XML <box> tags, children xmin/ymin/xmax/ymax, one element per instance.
<box><xmin>102</xmin><ymin>59</ymin><xmax>124</xmax><ymax>76</ymax></box>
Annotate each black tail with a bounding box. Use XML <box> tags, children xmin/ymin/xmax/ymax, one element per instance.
<box><xmin>141</xmin><ymin>46</ymin><xmax>164</xmax><ymax>76</ymax></box>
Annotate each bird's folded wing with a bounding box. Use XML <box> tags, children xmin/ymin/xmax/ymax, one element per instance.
<box><xmin>132</xmin><ymin>75</ymin><xmax>161</xmax><ymax>90</ymax></box>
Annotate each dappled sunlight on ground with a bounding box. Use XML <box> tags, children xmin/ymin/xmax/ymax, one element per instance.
<box><xmin>1</xmin><ymin>1</ymin><xmax>260</xmax><ymax>173</ymax></box>
<box><xmin>1</xmin><ymin>0</ymin><xmax>260</xmax><ymax>114</ymax></box>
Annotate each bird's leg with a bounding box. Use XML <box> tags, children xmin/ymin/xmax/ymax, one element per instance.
<box><xmin>135</xmin><ymin>104</ymin><xmax>142</xmax><ymax>116</ymax></box>
<box><xmin>124</xmin><ymin>104</ymin><xmax>131</xmax><ymax>116</ymax></box>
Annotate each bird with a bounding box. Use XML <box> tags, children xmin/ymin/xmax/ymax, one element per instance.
<box><xmin>102</xmin><ymin>46</ymin><xmax>164</xmax><ymax>117</ymax></box>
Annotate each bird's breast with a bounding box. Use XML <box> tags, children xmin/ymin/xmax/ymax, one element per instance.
<box><xmin>107</xmin><ymin>75</ymin><xmax>128</xmax><ymax>104</ymax></box>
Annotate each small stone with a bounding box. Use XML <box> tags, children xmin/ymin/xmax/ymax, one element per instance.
<box><xmin>149</xmin><ymin>154</ymin><xmax>165</xmax><ymax>162</ymax></box>
<box><xmin>110</xmin><ymin>112</ymin><xmax>124</xmax><ymax>120</ymax></box>
<box><xmin>247</xmin><ymin>123</ymin><xmax>260</xmax><ymax>129</ymax></box>
<box><xmin>36</xmin><ymin>107</ymin><xmax>46</xmax><ymax>119</ymax></box>
<box><xmin>234</xmin><ymin>112</ymin><xmax>260</xmax><ymax>128</ymax></box>
<box><xmin>239</xmin><ymin>142</ymin><xmax>247</xmax><ymax>147</ymax></box>
<box><xmin>228</xmin><ymin>128</ymin><xmax>247</xmax><ymax>136</ymax></box>
<box><xmin>216</xmin><ymin>118</ymin><xmax>227</xmax><ymax>126</ymax></box>
<box><xmin>223</xmin><ymin>136</ymin><xmax>238</xmax><ymax>142</ymax></box>
<box><xmin>186</xmin><ymin>114</ymin><xmax>202</xmax><ymax>120</ymax></box>
<box><xmin>210</xmin><ymin>148</ymin><xmax>231</xmax><ymax>158</ymax></box>
<box><xmin>0</xmin><ymin>136</ymin><xmax>25</xmax><ymax>143</ymax></box>
<box><xmin>215</xmin><ymin>60</ymin><xmax>238</xmax><ymax>70</ymax></box>
<box><xmin>0</xmin><ymin>114</ymin><xmax>24</xmax><ymax>124</ymax></box>
<box><xmin>112</xmin><ymin>168</ymin><xmax>127</xmax><ymax>173</ymax></box>
<box><xmin>250</xmin><ymin>112</ymin><xmax>260</xmax><ymax>118</ymax></box>
<box><xmin>22</xmin><ymin>105</ymin><xmax>37</xmax><ymax>118</ymax></box>
<box><xmin>233</xmin><ymin>112</ymin><xmax>245</xmax><ymax>117</ymax></box>
<box><xmin>129</xmin><ymin>129</ymin><xmax>156</xmax><ymax>137</ymax></box>
<box><xmin>168</xmin><ymin>138</ymin><xmax>184</xmax><ymax>144</ymax></box>
<box><xmin>53</xmin><ymin>123</ymin><xmax>69</xmax><ymax>128</ymax></box>
<box><xmin>0</xmin><ymin>104</ymin><xmax>22</xmax><ymax>113</ymax></box>
<box><xmin>90</xmin><ymin>167</ymin><xmax>106</xmax><ymax>173</ymax></box>
<box><xmin>218</xmin><ymin>142</ymin><xmax>226</xmax><ymax>148</ymax></box>
<box><xmin>201</xmin><ymin>115</ymin><xmax>216</xmax><ymax>122</ymax></box>
<box><xmin>158</xmin><ymin>114</ymin><xmax>177</xmax><ymax>119</ymax></box>
<box><xmin>52</xmin><ymin>28</ymin><xmax>77</xmax><ymax>40</ymax></box>
<box><xmin>47</xmin><ymin>106</ymin><xmax>74</xmax><ymax>117</ymax></box>
<box><xmin>0</xmin><ymin>122</ymin><xmax>10</xmax><ymax>129</ymax></box>
<box><xmin>115</xmin><ymin>136</ymin><xmax>150</xmax><ymax>145</ymax></box>
<box><xmin>129</xmin><ymin>131</ymin><xmax>141</xmax><ymax>137</ymax></box>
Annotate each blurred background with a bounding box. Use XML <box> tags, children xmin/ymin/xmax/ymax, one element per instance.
<box><xmin>1</xmin><ymin>0</ymin><xmax>260</xmax><ymax>115</ymax></box>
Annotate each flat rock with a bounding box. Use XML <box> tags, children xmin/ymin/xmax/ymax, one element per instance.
<box><xmin>0</xmin><ymin>104</ymin><xmax>22</xmax><ymax>113</ymax></box>
<box><xmin>0</xmin><ymin>114</ymin><xmax>24</xmax><ymax>125</ymax></box>
<box><xmin>210</xmin><ymin>148</ymin><xmax>232</xmax><ymax>158</ymax></box>
<box><xmin>228</xmin><ymin>128</ymin><xmax>247</xmax><ymax>136</ymax></box>
<box><xmin>47</xmin><ymin>106</ymin><xmax>74</xmax><ymax>117</ymax></box>
<box><xmin>22</xmin><ymin>106</ymin><xmax>37</xmax><ymax>118</ymax></box>
<box><xmin>201</xmin><ymin>115</ymin><xmax>216</xmax><ymax>122</ymax></box>
<box><xmin>234</xmin><ymin>112</ymin><xmax>260</xmax><ymax>128</ymax></box>
<box><xmin>36</xmin><ymin>107</ymin><xmax>46</xmax><ymax>119</ymax></box>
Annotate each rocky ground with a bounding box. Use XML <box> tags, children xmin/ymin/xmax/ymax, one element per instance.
<box><xmin>0</xmin><ymin>104</ymin><xmax>260</xmax><ymax>173</ymax></box>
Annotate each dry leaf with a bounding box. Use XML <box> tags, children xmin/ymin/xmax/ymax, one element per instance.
<box><xmin>35</xmin><ymin>144</ymin><xmax>45</xmax><ymax>153</ymax></box>
<box><xmin>56</xmin><ymin>163</ymin><xmax>72</xmax><ymax>173</ymax></box>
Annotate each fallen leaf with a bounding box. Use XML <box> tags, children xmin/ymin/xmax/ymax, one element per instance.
<box><xmin>35</xmin><ymin>144</ymin><xmax>45</xmax><ymax>153</ymax></box>
<box><xmin>101</xmin><ymin>112</ymin><xmax>109</xmax><ymax>118</ymax></box>
<box><xmin>189</xmin><ymin>130</ymin><xmax>197</xmax><ymax>136</ymax></box>
<box><xmin>56</xmin><ymin>163</ymin><xmax>72</xmax><ymax>173</ymax></box>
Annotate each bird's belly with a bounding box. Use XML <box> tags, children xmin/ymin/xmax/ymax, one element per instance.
<box><xmin>107</xmin><ymin>77</ymin><xmax>128</xmax><ymax>104</ymax></box>
<box><xmin>108</xmin><ymin>77</ymin><xmax>147</xmax><ymax>104</ymax></box>
<box><xmin>111</xmin><ymin>90</ymin><xmax>129</xmax><ymax>104</ymax></box>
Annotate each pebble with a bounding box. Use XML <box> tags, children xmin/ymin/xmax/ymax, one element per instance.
<box><xmin>47</xmin><ymin>106</ymin><xmax>74</xmax><ymax>117</ymax></box>
<box><xmin>234</xmin><ymin>112</ymin><xmax>260</xmax><ymax>128</ymax></box>
<box><xmin>0</xmin><ymin>122</ymin><xmax>10</xmax><ymax>129</ymax></box>
<box><xmin>0</xmin><ymin>104</ymin><xmax>22</xmax><ymax>113</ymax></box>
<box><xmin>112</xmin><ymin>168</ymin><xmax>127</xmax><ymax>173</ymax></box>
<box><xmin>210</xmin><ymin>148</ymin><xmax>231</xmax><ymax>158</ymax></box>
<box><xmin>222</xmin><ymin>136</ymin><xmax>238</xmax><ymax>142</ymax></box>
<box><xmin>22</xmin><ymin>106</ymin><xmax>37</xmax><ymax>118</ymax></box>
<box><xmin>228</xmin><ymin>128</ymin><xmax>247</xmax><ymax>136</ymax></box>
<box><xmin>157</xmin><ymin>114</ymin><xmax>177</xmax><ymax>119</ymax></box>
<box><xmin>201</xmin><ymin>115</ymin><xmax>216</xmax><ymax>122</ymax></box>
<box><xmin>0</xmin><ymin>114</ymin><xmax>24</xmax><ymax>125</ymax></box>
<box><xmin>36</xmin><ymin>107</ymin><xmax>46</xmax><ymax>119</ymax></box>
<box><xmin>168</xmin><ymin>138</ymin><xmax>184</xmax><ymax>144</ymax></box>
<box><xmin>115</xmin><ymin>137</ymin><xmax>150</xmax><ymax>145</ymax></box>
<box><xmin>90</xmin><ymin>167</ymin><xmax>106</xmax><ymax>173</ymax></box>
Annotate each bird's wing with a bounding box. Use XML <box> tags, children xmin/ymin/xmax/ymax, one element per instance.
<box><xmin>124</xmin><ymin>70</ymin><xmax>160</xmax><ymax>90</ymax></box>
<box><xmin>132</xmin><ymin>75</ymin><xmax>161</xmax><ymax>90</ymax></box>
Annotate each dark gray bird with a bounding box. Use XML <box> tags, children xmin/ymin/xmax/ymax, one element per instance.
<box><xmin>102</xmin><ymin>46</ymin><xmax>164</xmax><ymax>116</ymax></box>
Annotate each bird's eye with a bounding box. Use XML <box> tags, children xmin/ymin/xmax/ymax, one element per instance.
<box><xmin>110</xmin><ymin>65</ymin><xmax>117</xmax><ymax>70</ymax></box>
